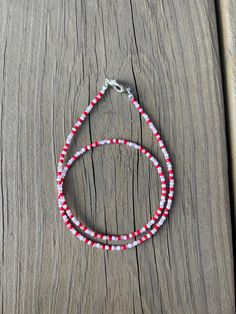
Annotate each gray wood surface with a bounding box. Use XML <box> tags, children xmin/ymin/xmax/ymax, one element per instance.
<box><xmin>217</xmin><ymin>0</ymin><xmax>236</xmax><ymax>231</ymax></box>
<box><xmin>0</xmin><ymin>1</ymin><xmax>235</xmax><ymax>313</ymax></box>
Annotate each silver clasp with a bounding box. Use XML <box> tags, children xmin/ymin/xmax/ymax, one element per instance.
<box><xmin>105</xmin><ymin>79</ymin><xmax>125</xmax><ymax>93</ymax></box>
<box><xmin>104</xmin><ymin>79</ymin><xmax>134</xmax><ymax>99</ymax></box>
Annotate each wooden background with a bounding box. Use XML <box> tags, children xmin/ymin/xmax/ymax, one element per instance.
<box><xmin>216</xmin><ymin>0</ymin><xmax>236</xmax><ymax>232</ymax></box>
<box><xmin>0</xmin><ymin>0</ymin><xmax>235</xmax><ymax>313</ymax></box>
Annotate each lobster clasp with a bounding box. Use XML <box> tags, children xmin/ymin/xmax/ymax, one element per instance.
<box><xmin>105</xmin><ymin>79</ymin><xmax>125</xmax><ymax>93</ymax></box>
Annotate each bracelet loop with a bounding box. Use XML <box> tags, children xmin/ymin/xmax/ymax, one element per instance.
<box><xmin>56</xmin><ymin>80</ymin><xmax>175</xmax><ymax>251</ymax></box>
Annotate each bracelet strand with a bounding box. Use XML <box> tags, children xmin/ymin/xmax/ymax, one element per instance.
<box><xmin>56</xmin><ymin>79</ymin><xmax>174</xmax><ymax>251</ymax></box>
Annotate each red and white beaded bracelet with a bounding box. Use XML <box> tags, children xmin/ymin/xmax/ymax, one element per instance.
<box><xmin>56</xmin><ymin>79</ymin><xmax>174</xmax><ymax>251</ymax></box>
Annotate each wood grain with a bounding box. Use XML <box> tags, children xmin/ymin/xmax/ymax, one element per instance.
<box><xmin>216</xmin><ymin>0</ymin><xmax>236</xmax><ymax>232</ymax></box>
<box><xmin>0</xmin><ymin>0</ymin><xmax>234</xmax><ymax>313</ymax></box>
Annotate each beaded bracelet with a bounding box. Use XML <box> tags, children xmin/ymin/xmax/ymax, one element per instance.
<box><xmin>56</xmin><ymin>79</ymin><xmax>174</xmax><ymax>251</ymax></box>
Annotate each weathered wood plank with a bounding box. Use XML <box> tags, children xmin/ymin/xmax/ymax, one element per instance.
<box><xmin>216</xmin><ymin>0</ymin><xmax>236</xmax><ymax>232</ymax></box>
<box><xmin>0</xmin><ymin>1</ymin><xmax>234</xmax><ymax>313</ymax></box>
